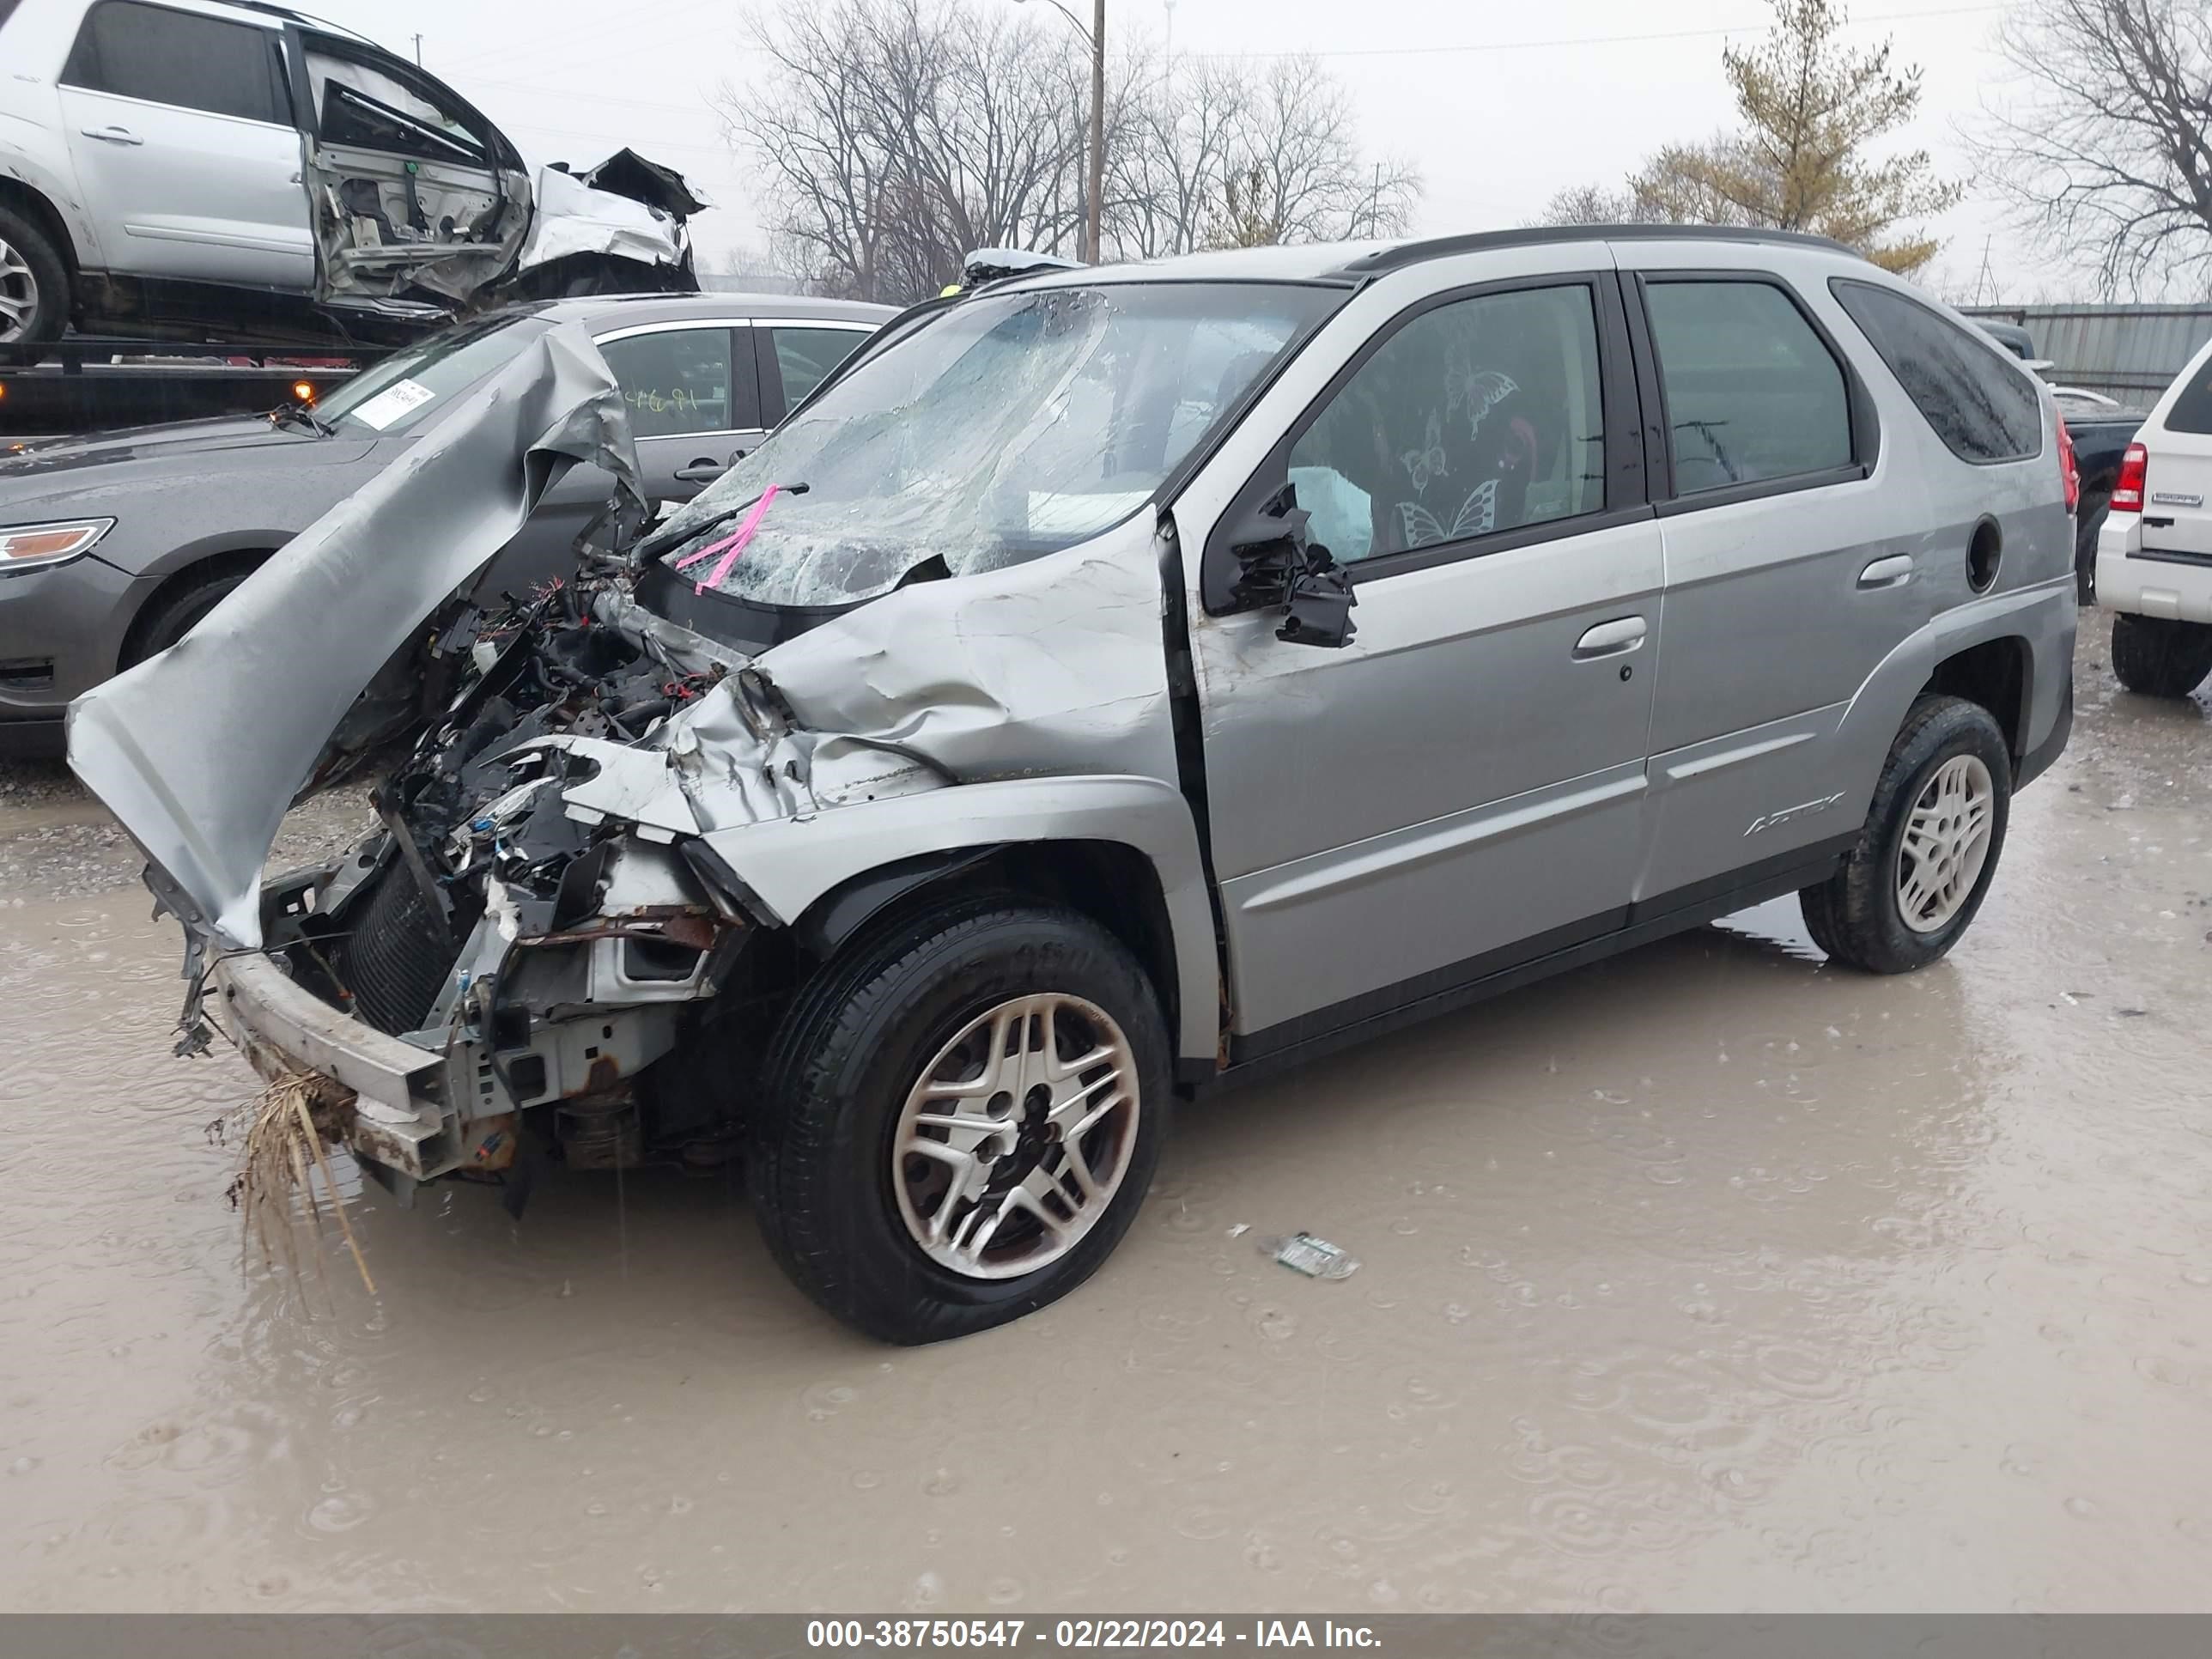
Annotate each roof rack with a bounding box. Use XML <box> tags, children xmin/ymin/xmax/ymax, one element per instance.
<box><xmin>1338</xmin><ymin>223</ymin><xmax>1862</xmax><ymax>276</ymax></box>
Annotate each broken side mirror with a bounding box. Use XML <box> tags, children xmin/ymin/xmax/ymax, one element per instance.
<box><xmin>1224</xmin><ymin>481</ymin><xmax>1358</xmax><ymax>649</ymax></box>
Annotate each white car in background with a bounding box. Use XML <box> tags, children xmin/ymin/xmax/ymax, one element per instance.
<box><xmin>2096</xmin><ymin>336</ymin><xmax>2212</xmax><ymax>698</ymax></box>
<box><xmin>0</xmin><ymin>0</ymin><xmax>701</xmax><ymax>353</ymax></box>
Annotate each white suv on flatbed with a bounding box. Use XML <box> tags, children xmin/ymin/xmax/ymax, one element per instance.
<box><xmin>0</xmin><ymin>0</ymin><xmax>693</xmax><ymax>351</ymax></box>
<box><xmin>2097</xmin><ymin>337</ymin><xmax>2212</xmax><ymax>697</ymax></box>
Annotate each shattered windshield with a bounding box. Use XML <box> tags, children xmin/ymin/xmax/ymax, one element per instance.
<box><xmin>649</xmin><ymin>282</ymin><xmax>1339</xmax><ymax>607</ymax></box>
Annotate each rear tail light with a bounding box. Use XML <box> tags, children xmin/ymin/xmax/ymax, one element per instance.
<box><xmin>2112</xmin><ymin>441</ymin><xmax>2148</xmax><ymax>513</ymax></box>
<box><xmin>2057</xmin><ymin>414</ymin><xmax>2080</xmax><ymax>513</ymax></box>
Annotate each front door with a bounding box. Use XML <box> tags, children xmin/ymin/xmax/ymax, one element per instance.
<box><xmin>479</xmin><ymin>320</ymin><xmax>767</xmax><ymax>598</ymax></box>
<box><xmin>1180</xmin><ymin>269</ymin><xmax>1664</xmax><ymax>1051</ymax></box>
<box><xmin>57</xmin><ymin>0</ymin><xmax>313</xmax><ymax>289</ymax></box>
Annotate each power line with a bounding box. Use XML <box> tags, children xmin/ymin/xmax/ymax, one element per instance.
<box><xmin>1164</xmin><ymin>2</ymin><xmax>2006</xmax><ymax>60</ymax></box>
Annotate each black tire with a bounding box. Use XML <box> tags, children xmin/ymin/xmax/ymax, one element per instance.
<box><xmin>2110</xmin><ymin>611</ymin><xmax>2212</xmax><ymax>699</ymax></box>
<box><xmin>750</xmin><ymin>897</ymin><xmax>1172</xmax><ymax>1344</ymax></box>
<box><xmin>1800</xmin><ymin>696</ymin><xmax>2012</xmax><ymax>975</ymax></box>
<box><xmin>2074</xmin><ymin>493</ymin><xmax>2109</xmax><ymax>605</ymax></box>
<box><xmin>119</xmin><ymin>562</ymin><xmax>258</xmax><ymax>668</ymax></box>
<box><xmin>0</xmin><ymin>204</ymin><xmax>70</xmax><ymax>357</ymax></box>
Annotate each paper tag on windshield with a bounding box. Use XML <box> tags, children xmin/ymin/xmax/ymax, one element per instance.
<box><xmin>350</xmin><ymin>378</ymin><xmax>436</xmax><ymax>430</ymax></box>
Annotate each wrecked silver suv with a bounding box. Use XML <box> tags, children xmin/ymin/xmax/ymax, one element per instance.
<box><xmin>73</xmin><ymin>229</ymin><xmax>2076</xmax><ymax>1343</ymax></box>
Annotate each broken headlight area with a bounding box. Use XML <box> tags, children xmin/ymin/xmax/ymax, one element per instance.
<box><xmin>246</xmin><ymin>576</ymin><xmax>772</xmax><ymax>1192</ymax></box>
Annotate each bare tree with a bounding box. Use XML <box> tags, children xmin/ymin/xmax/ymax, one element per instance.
<box><xmin>1534</xmin><ymin>0</ymin><xmax>1955</xmax><ymax>272</ymax></box>
<box><xmin>1972</xmin><ymin>0</ymin><xmax>2212</xmax><ymax>295</ymax></box>
<box><xmin>719</xmin><ymin>4</ymin><xmax>1422</xmax><ymax>300</ymax></box>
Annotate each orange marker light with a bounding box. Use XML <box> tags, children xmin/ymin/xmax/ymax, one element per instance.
<box><xmin>292</xmin><ymin>380</ymin><xmax>315</xmax><ymax>404</ymax></box>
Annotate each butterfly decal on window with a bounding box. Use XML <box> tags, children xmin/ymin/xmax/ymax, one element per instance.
<box><xmin>1399</xmin><ymin>411</ymin><xmax>1449</xmax><ymax>493</ymax></box>
<box><xmin>1455</xmin><ymin>369</ymin><xmax>1520</xmax><ymax>441</ymax></box>
<box><xmin>1394</xmin><ymin>478</ymin><xmax>1498</xmax><ymax>549</ymax></box>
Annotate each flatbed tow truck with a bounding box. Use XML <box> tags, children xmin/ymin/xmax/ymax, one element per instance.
<box><xmin>1</xmin><ymin>337</ymin><xmax>382</xmax><ymax>439</ymax></box>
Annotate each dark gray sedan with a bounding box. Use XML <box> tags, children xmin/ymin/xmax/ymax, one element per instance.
<box><xmin>0</xmin><ymin>290</ymin><xmax>888</xmax><ymax>751</ymax></box>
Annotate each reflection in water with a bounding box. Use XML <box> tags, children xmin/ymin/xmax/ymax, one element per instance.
<box><xmin>3</xmin><ymin>620</ymin><xmax>2211</xmax><ymax>1612</ymax></box>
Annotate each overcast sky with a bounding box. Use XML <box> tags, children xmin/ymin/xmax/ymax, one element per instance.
<box><xmin>298</xmin><ymin>0</ymin><xmax>2058</xmax><ymax>302</ymax></box>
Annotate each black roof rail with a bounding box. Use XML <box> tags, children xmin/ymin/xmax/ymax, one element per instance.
<box><xmin>1338</xmin><ymin>223</ymin><xmax>1863</xmax><ymax>276</ymax></box>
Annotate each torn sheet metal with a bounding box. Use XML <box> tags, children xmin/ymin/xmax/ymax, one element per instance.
<box><xmin>578</xmin><ymin>149</ymin><xmax>710</xmax><ymax>221</ymax></box>
<box><xmin>66</xmin><ymin>323</ymin><xmax>641</xmax><ymax>951</ymax></box>
<box><xmin>519</xmin><ymin>163</ymin><xmax>689</xmax><ymax>273</ymax></box>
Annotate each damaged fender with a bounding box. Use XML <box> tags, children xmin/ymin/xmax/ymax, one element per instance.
<box><xmin>67</xmin><ymin>324</ymin><xmax>642</xmax><ymax>950</ymax></box>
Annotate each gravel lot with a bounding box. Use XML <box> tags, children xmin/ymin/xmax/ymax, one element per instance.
<box><xmin>3</xmin><ymin>611</ymin><xmax>2210</xmax><ymax>1613</ymax></box>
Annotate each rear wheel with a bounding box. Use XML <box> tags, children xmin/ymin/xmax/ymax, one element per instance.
<box><xmin>749</xmin><ymin>897</ymin><xmax>1171</xmax><ymax>1344</ymax></box>
<box><xmin>0</xmin><ymin>206</ymin><xmax>69</xmax><ymax>356</ymax></box>
<box><xmin>2110</xmin><ymin>611</ymin><xmax>2212</xmax><ymax>699</ymax></box>
<box><xmin>1801</xmin><ymin>696</ymin><xmax>2011</xmax><ymax>974</ymax></box>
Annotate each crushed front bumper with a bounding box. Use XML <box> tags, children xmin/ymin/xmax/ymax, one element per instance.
<box><xmin>211</xmin><ymin>951</ymin><xmax>459</xmax><ymax>1182</ymax></box>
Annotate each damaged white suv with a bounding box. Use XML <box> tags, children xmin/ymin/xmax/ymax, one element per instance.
<box><xmin>0</xmin><ymin>0</ymin><xmax>698</xmax><ymax>351</ymax></box>
<box><xmin>72</xmin><ymin>229</ymin><xmax>2077</xmax><ymax>1343</ymax></box>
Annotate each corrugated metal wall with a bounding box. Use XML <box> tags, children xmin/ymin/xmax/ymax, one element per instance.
<box><xmin>1962</xmin><ymin>303</ymin><xmax>2212</xmax><ymax>408</ymax></box>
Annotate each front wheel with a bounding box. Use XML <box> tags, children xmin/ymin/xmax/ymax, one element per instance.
<box><xmin>2110</xmin><ymin>611</ymin><xmax>2212</xmax><ymax>699</ymax></box>
<box><xmin>1800</xmin><ymin>696</ymin><xmax>2012</xmax><ymax>975</ymax></box>
<box><xmin>749</xmin><ymin>898</ymin><xmax>1171</xmax><ymax>1344</ymax></box>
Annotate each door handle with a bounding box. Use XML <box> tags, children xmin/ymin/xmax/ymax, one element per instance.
<box><xmin>1573</xmin><ymin>616</ymin><xmax>1647</xmax><ymax>659</ymax></box>
<box><xmin>674</xmin><ymin>459</ymin><xmax>727</xmax><ymax>483</ymax></box>
<box><xmin>1857</xmin><ymin>553</ymin><xmax>1914</xmax><ymax>590</ymax></box>
<box><xmin>81</xmin><ymin>125</ymin><xmax>143</xmax><ymax>145</ymax></box>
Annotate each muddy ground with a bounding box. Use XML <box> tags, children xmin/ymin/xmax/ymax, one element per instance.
<box><xmin>2</xmin><ymin>611</ymin><xmax>2209</xmax><ymax>1613</ymax></box>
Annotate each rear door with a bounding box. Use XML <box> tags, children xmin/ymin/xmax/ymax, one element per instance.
<box><xmin>1619</xmin><ymin>252</ymin><xmax>1903</xmax><ymax>905</ymax></box>
<box><xmin>56</xmin><ymin>0</ymin><xmax>313</xmax><ymax>289</ymax></box>
<box><xmin>758</xmin><ymin>319</ymin><xmax>878</xmax><ymax>422</ymax></box>
<box><xmin>295</xmin><ymin>33</ymin><xmax>530</xmax><ymax>305</ymax></box>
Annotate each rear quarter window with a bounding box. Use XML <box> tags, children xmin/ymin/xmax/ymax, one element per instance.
<box><xmin>2159</xmin><ymin>351</ymin><xmax>2212</xmax><ymax>434</ymax></box>
<box><xmin>1832</xmin><ymin>278</ymin><xmax>2043</xmax><ymax>464</ymax></box>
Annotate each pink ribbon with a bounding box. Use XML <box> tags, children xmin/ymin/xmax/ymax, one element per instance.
<box><xmin>673</xmin><ymin>483</ymin><xmax>781</xmax><ymax>594</ymax></box>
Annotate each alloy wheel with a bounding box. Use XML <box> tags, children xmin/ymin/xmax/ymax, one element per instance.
<box><xmin>0</xmin><ymin>238</ymin><xmax>36</xmax><ymax>344</ymax></box>
<box><xmin>891</xmin><ymin>992</ymin><xmax>1140</xmax><ymax>1280</ymax></box>
<box><xmin>1895</xmin><ymin>753</ymin><xmax>1996</xmax><ymax>933</ymax></box>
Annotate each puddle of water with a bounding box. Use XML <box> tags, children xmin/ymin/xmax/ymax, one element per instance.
<box><xmin>3</xmin><ymin>614</ymin><xmax>2211</xmax><ymax>1612</ymax></box>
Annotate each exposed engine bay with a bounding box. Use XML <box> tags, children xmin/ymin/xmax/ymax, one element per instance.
<box><xmin>253</xmin><ymin>568</ymin><xmax>794</xmax><ymax>1192</ymax></box>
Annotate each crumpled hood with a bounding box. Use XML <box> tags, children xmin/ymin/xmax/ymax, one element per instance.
<box><xmin>66</xmin><ymin>323</ymin><xmax>642</xmax><ymax>951</ymax></box>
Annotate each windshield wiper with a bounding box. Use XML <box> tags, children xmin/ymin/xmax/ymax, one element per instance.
<box><xmin>269</xmin><ymin>404</ymin><xmax>337</xmax><ymax>438</ymax></box>
<box><xmin>638</xmin><ymin>483</ymin><xmax>808</xmax><ymax>559</ymax></box>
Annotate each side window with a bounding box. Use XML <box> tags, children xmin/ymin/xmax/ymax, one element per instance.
<box><xmin>1285</xmin><ymin>284</ymin><xmax>1607</xmax><ymax>565</ymax></box>
<box><xmin>305</xmin><ymin>48</ymin><xmax>489</xmax><ymax>166</ymax></box>
<box><xmin>771</xmin><ymin>326</ymin><xmax>870</xmax><ymax>409</ymax></box>
<box><xmin>1644</xmin><ymin>280</ymin><xmax>1853</xmax><ymax>495</ymax></box>
<box><xmin>599</xmin><ymin>329</ymin><xmax>748</xmax><ymax>439</ymax></box>
<box><xmin>1831</xmin><ymin>280</ymin><xmax>2043</xmax><ymax>463</ymax></box>
<box><xmin>2162</xmin><ymin>353</ymin><xmax>2212</xmax><ymax>435</ymax></box>
<box><xmin>62</xmin><ymin>1</ymin><xmax>287</xmax><ymax>125</ymax></box>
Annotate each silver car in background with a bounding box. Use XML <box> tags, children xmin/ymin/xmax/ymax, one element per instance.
<box><xmin>72</xmin><ymin>227</ymin><xmax>2077</xmax><ymax>1345</ymax></box>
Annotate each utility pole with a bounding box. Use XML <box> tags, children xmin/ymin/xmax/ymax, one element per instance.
<box><xmin>1087</xmin><ymin>0</ymin><xmax>1104</xmax><ymax>263</ymax></box>
<box><xmin>410</xmin><ymin>32</ymin><xmax>423</xmax><ymax>65</ymax></box>
<box><xmin>1016</xmin><ymin>0</ymin><xmax>1105</xmax><ymax>264</ymax></box>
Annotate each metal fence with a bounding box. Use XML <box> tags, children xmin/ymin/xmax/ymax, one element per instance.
<box><xmin>1960</xmin><ymin>303</ymin><xmax>2212</xmax><ymax>408</ymax></box>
